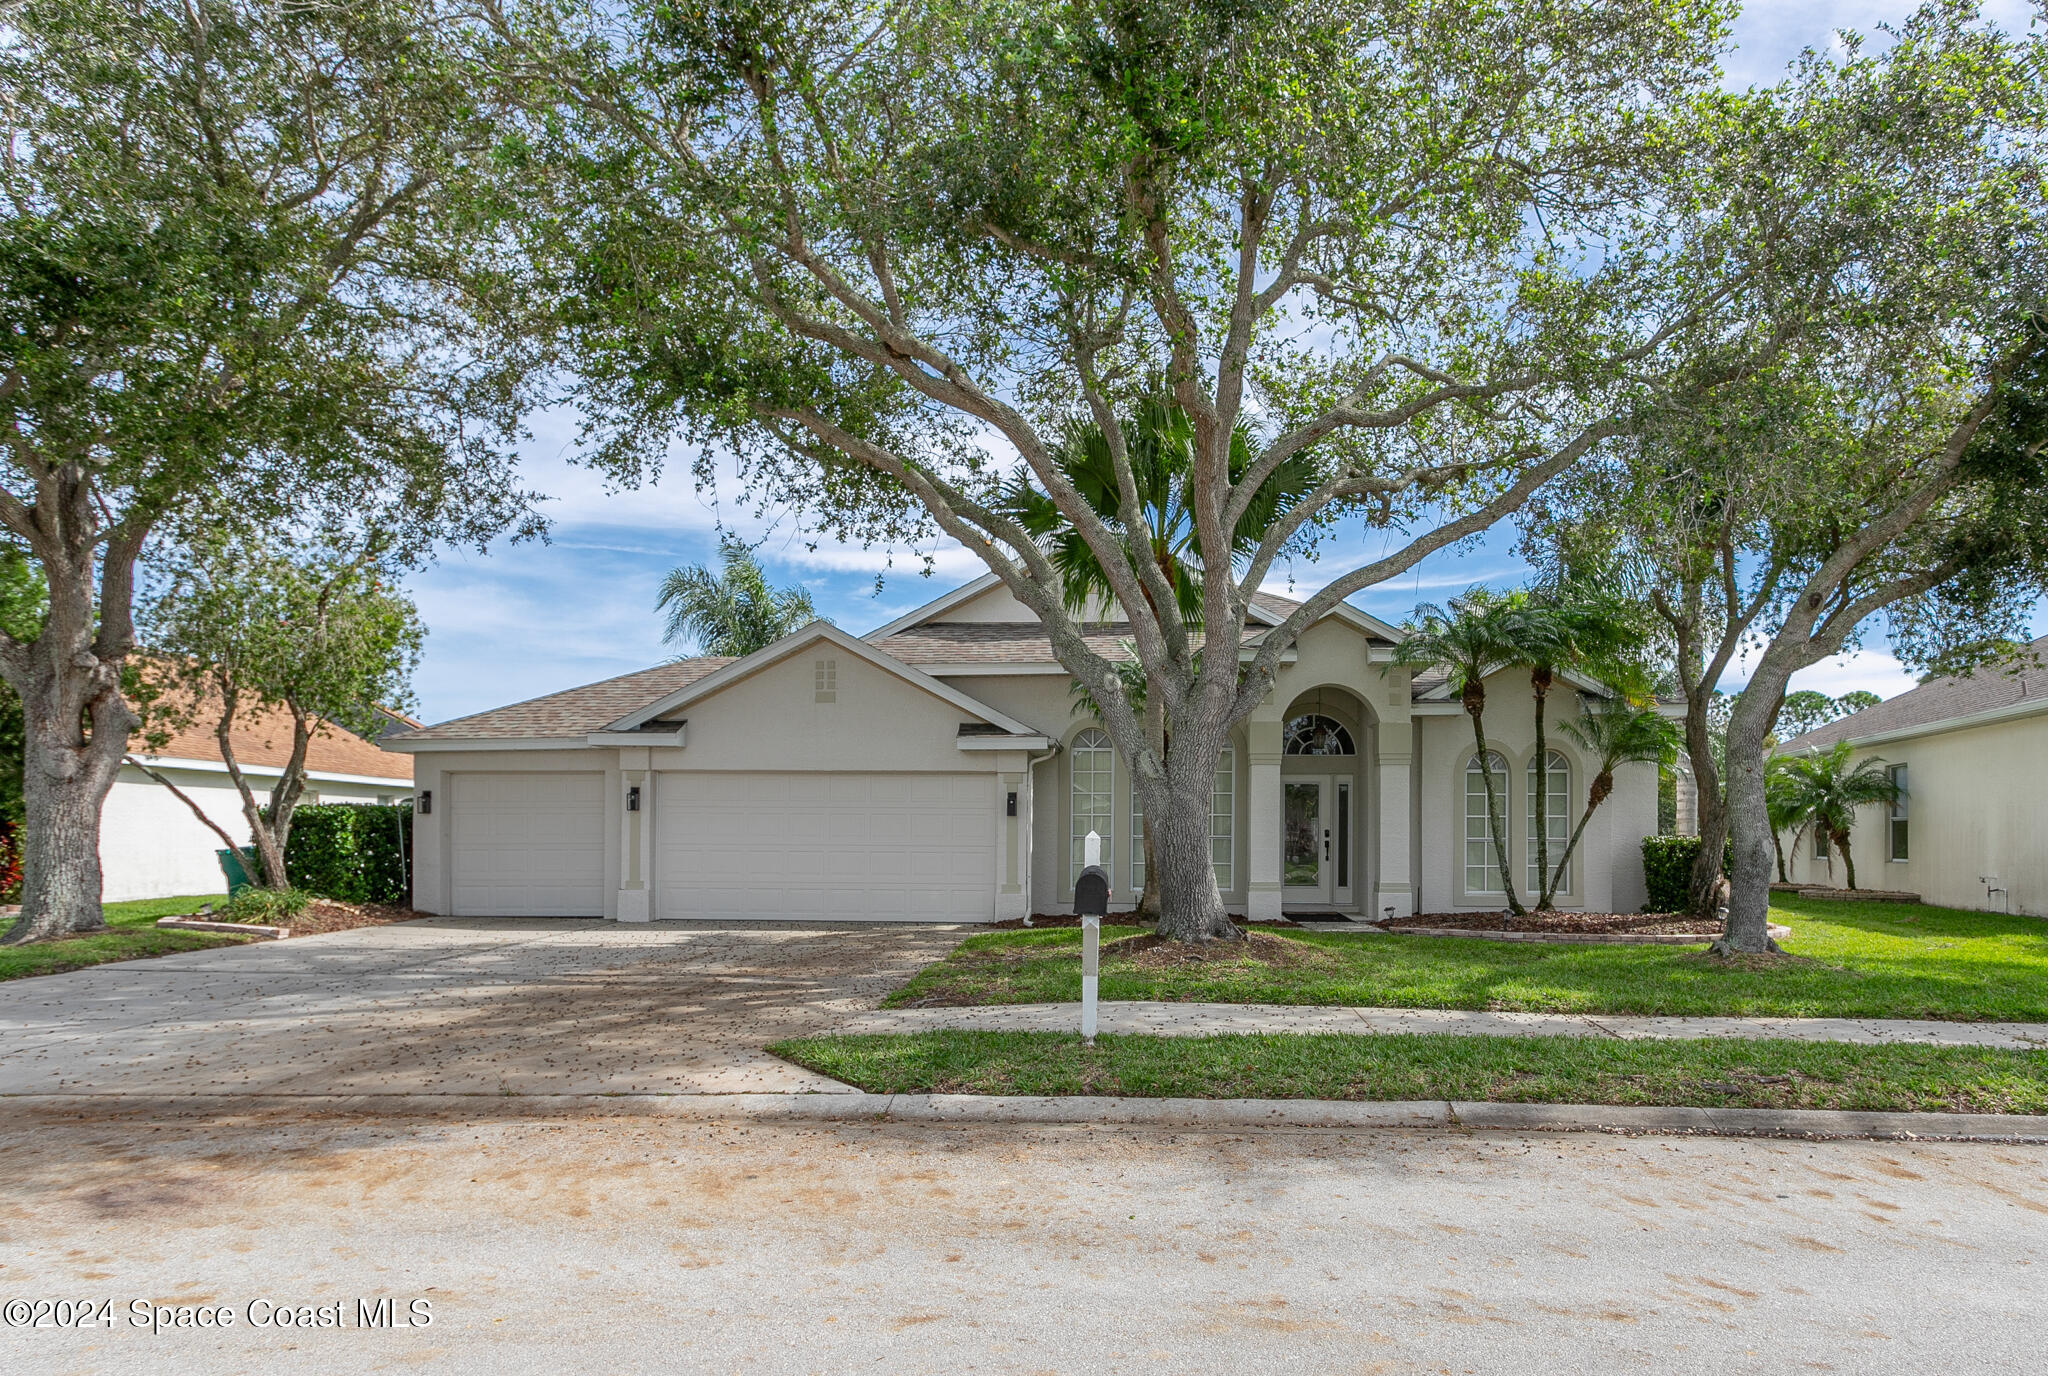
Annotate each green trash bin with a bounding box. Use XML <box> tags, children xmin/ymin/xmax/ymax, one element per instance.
<box><xmin>215</xmin><ymin>847</ymin><xmax>259</xmax><ymax>895</ymax></box>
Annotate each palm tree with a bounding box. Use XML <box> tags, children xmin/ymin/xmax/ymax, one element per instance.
<box><xmin>1771</xmin><ymin>742</ymin><xmax>1904</xmax><ymax>890</ymax></box>
<box><xmin>1495</xmin><ymin>592</ymin><xmax>1634</xmax><ymax>908</ymax></box>
<box><xmin>996</xmin><ymin>397</ymin><xmax>1315</xmax><ymax>621</ymax></box>
<box><xmin>656</xmin><ymin>538</ymin><xmax>823</xmax><ymax>657</ymax></box>
<box><xmin>1762</xmin><ymin>753</ymin><xmax>1804</xmax><ymax>884</ymax></box>
<box><xmin>998</xmin><ymin>398</ymin><xmax>1315</xmax><ymax>925</ymax></box>
<box><xmin>1389</xmin><ymin>590</ymin><xmax>1524</xmax><ymax>913</ymax></box>
<box><xmin>1551</xmin><ymin>700</ymin><xmax>1681</xmax><ymax>905</ymax></box>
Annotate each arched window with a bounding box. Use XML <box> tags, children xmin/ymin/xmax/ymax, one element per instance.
<box><xmin>1283</xmin><ymin>714</ymin><xmax>1355</xmax><ymax>756</ymax></box>
<box><xmin>1071</xmin><ymin>728</ymin><xmax>1113</xmax><ymax>883</ymax></box>
<box><xmin>1527</xmin><ymin>750</ymin><xmax>1571</xmax><ymax>894</ymax></box>
<box><xmin>1464</xmin><ymin>751</ymin><xmax>1509</xmax><ymax>895</ymax></box>
<box><xmin>1132</xmin><ymin>748</ymin><xmax>1235</xmax><ymax>892</ymax></box>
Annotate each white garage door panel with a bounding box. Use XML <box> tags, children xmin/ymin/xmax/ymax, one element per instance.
<box><xmin>451</xmin><ymin>772</ymin><xmax>606</xmax><ymax>917</ymax></box>
<box><xmin>656</xmin><ymin>772</ymin><xmax>994</xmax><ymax>921</ymax></box>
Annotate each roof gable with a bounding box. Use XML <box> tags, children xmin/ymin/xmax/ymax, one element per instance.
<box><xmin>607</xmin><ymin>621</ymin><xmax>1043</xmax><ymax>738</ymax></box>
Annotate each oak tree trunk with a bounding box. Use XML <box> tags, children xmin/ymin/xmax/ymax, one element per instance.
<box><xmin>4</xmin><ymin>669</ymin><xmax>133</xmax><ymax>944</ymax></box>
<box><xmin>1134</xmin><ymin>720</ymin><xmax>1236</xmax><ymax>944</ymax></box>
<box><xmin>1714</xmin><ymin>667</ymin><xmax>1788</xmax><ymax>955</ymax></box>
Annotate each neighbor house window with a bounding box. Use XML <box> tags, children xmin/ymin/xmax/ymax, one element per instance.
<box><xmin>1814</xmin><ymin>827</ymin><xmax>1830</xmax><ymax>861</ymax></box>
<box><xmin>1464</xmin><ymin>751</ymin><xmax>1508</xmax><ymax>895</ymax></box>
<box><xmin>1071</xmin><ymin>728</ymin><xmax>1113</xmax><ymax>883</ymax></box>
<box><xmin>813</xmin><ymin>658</ymin><xmax>837</xmax><ymax>703</ymax></box>
<box><xmin>1526</xmin><ymin>750</ymin><xmax>1571</xmax><ymax>894</ymax></box>
<box><xmin>1889</xmin><ymin>763</ymin><xmax>1909</xmax><ymax>861</ymax></box>
<box><xmin>1131</xmin><ymin>747</ymin><xmax>1234</xmax><ymax>892</ymax></box>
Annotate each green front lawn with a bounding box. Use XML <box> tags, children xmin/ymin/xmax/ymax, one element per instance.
<box><xmin>885</xmin><ymin>897</ymin><xmax>2048</xmax><ymax>1022</ymax></box>
<box><xmin>0</xmin><ymin>895</ymin><xmax>250</xmax><ymax>983</ymax></box>
<box><xmin>774</xmin><ymin>1030</ymin><xmax>2048</xmax><ymax>1114</ymax></box>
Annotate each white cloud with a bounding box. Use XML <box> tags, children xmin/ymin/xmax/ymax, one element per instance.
<box><xmin>1720</xmin><ymin>645</ymin><xmax>1923</xmax><ymax>702</ymax></box>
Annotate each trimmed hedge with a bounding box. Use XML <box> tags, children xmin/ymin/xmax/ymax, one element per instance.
<box><xmin>286</xmin><ymin>803</ymin><xmax>412</xmax><ymax>905</ymax></box>
<box><xmin>1640</xmin><ymin>834</ymin><xmax>1734</xmax><ymax>913</ymax></box>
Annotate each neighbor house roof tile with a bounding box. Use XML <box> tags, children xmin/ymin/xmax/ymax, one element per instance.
<box><xmin>136</xmin><ymin>696</ymin><xmax>414</xmax><ymax>782</ymax></box>
<box><xmin>1783</xmin><ymin>635</ymin><xmax>2048</xmax><ymax>750</ymax></box>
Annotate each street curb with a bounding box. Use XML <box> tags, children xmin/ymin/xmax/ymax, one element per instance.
<box><xmin>7</xmin><ymin>1091</ymin><xmax>2045</xmax><ymax>1142</ymax></box>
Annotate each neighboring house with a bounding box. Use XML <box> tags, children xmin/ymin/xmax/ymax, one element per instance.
<box><xmin>112</xmin><ymin>704</ymin><xmax>416</xmax><ymax>901</ymax></box>
<box><xmin>384</xmin><ymin>576</ymin><xmax>1659</xmax><ymax>923</ymax></box>
<box><xmin>1779</xmin><ymin>636</ymin><xmax>2047</xmax><ymax>916</ymax></box>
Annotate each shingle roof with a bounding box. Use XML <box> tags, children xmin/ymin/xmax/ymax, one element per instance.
<box><xmin>1783</xmin><ymin>635</ymin><xmax>2048</xmax><ymax>750</ymax></box>
<box><xmin>394</xmin><ymin>659</ymin><xmax>734</xmax><ymax>742</ymax></box>
<box><xmin>872</xmin><ymin>621</ymin><xmax>1147</xmax><ymax>665</ymax></box>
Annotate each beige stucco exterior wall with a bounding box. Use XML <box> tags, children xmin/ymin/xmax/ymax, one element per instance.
<box><xmin>1413</xmin><ymin>668</ymin><xmax>1654</xmax><ymax>915</ymax></box>
<box><xmin>1781</xmin><ymin>710</ymin><xmax>2048</xmax><ymax>917</ymax></box>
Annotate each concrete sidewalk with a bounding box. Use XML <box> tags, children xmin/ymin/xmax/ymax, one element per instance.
<box><xmin>834</xmin><ymin>1000</ymin><xmax>2048</xmax><ymax>1048</ymax></box>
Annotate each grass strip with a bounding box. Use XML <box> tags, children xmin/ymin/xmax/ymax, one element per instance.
<box><xmin>882</xmin><ymin>897</ymin><xmax>2048</xmax><ymax>1023</ymax></box>
<box><xmin>0</xmin><ymin>896</ymin><xmax>252</xmax><ymax>982</ymax></box>
<box><xmin>773</xmin><ymin>1030</ymin><xmax>2048</xmax><ymax>1115</ymax></box>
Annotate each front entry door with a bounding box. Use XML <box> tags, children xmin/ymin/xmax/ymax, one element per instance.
<box><xmin>1283</xmin><ymin>777</ymin><xmax>1331</xmax><ymax>905</ymax></box>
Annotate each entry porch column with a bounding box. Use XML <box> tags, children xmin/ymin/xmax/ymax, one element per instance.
<box><xmin>1373</xmin><ymin>662</ymin><xmax>1415</xmax><ymax>919</ymax></box>
<box><xmin>1245</xmin><ymin>701</ymin><xmax>1284</xmax><ymax>921</ymax></box>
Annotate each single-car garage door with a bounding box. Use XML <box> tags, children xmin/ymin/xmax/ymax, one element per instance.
<box><xmin>655</xmin><ymin>772</ymin><xmax>994</xmax><ymax>921</ymax></box>
<box><xmin>450</xmin><ymin>772</ymin><xmax>606</xmax><ymax>917</ymax></box>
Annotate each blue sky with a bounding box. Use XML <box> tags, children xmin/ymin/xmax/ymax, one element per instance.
<box><xmin>405</xmin><ymin>0</ymin><xmax>2045</xmax><ymax>725</ymax></box>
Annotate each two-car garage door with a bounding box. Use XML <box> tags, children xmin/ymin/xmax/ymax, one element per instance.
<box><xmin>445</xmin><ymin>770</ymin><xmax>996</xmax><ymax>921</ymax></box>
<box><xmin>654</xmin><ymin>772</ymin><xmax>995</xmax><ymax>922</ymax></box>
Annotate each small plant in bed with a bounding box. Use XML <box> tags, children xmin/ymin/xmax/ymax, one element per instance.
<box><xmin>216</xmin><ymin>886</ymin><xmax>313</xmax><ymax>924</ymax></box>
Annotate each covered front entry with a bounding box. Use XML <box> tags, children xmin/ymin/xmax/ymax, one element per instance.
<box><xmin>1278</xmin><ymin>690</ymin><xmax>1370</xmax><ymax>914</ymax></box>
<box><xmin>449</xmin><ymin>771</ymin><xmax>607</xmax><ymax>917</ymax></box>
<box><xmin>654</xmin><ymin>771</ymin><xmax>997</xmax><ymax>921</ymax></box>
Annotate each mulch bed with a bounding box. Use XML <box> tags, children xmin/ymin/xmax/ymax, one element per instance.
<box><xmin>1387</xmin><ymin>911</ymin><xmax>1725</xmax><ymax>936</ymax></box>
<box><xmin>1100</xmin><ymin>930</ymin><xmax>1332</xmax><ymax>970</ymax></box>
<box><xmin>983</xmin><ymin>914</ymin><xmax>1305</xmax><ymax>930</ymax></box>
<box><xmin>285</xmin><ymin>900</ymin><xmax>428</xmax><ymax>935</ymax></box>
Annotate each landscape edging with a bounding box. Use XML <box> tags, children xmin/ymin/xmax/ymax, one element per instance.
<box><xmin>1366</xmin><ymin>922</ymin><xmax>1794</xmax><ymax>946</ymax></box>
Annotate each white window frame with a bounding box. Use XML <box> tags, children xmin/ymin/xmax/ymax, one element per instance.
<box><xmin>1888</xmin><ymin>763</ymin><xmax>1909</xmax><ymax>862</ymax></box>
<box><xmin>1464</xmin><ymin>751</ymin><xmax>1508</xmax><ymax>896</ymax></box>
<box><xmin>1526</xmin><ymin>750</ymin><xmax>1571</xmax><ymax>895</ymax></box>
<box><xmin>1071</xmin><ymin>728</ymin><xmax>1113</xmax><ymax>884</ymax></box>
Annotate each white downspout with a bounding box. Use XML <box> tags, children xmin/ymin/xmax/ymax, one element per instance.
<box><xmin>1020</xmin><ymin>744</ymin><xmax>1059</xmax><ymax>926</ymax></box>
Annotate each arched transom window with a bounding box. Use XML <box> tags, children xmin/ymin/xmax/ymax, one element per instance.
<box><xmin>1464</xmin><ymin>751</ymin><xmax>1509</xmax><ymax>895</ymax></box>
<box><xmin>1526</xmin><ymin>750</ymin><xmax>1571</xmax><ymax>894</ymax></box>
<box><xmin>1283</xmin><ymin>714</ymin><xmax>1355</xmax><ymax>756</ymax></box>
<box><xmin>1070</xmin><ymin>728</ymin><xmax>1113</xmax><ymax>883</ymax></box>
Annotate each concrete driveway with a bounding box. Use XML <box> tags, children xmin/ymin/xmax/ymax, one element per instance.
<box><xmin>0</xmin><ymin>918</ymin><xmax>968</xmax><ymax>1098</ymax></box>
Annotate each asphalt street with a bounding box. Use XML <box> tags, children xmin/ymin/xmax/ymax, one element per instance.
<box><xmin>4</xmin><ymin>1102</ymin><xmax>2044</xmax><ymax>1374</ymax></box>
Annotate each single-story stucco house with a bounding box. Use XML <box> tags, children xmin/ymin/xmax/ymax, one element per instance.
<box><xmin>112</xmin><ymin>704</ymin><xmax>416</xmax><ymax>901</ymax></box>
<box><xmin>1779</xmin><ymin>635</ymin><xmax>2047</xmax><ymax>916</ymax></box>
<box><xmin>385</xmin><ymin>575</ymin><xmax>1659</xmax><ymax>923</ymax></box>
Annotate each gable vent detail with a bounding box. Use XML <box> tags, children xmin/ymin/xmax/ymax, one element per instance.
<box><xmin>814</xmin><ymin>658</ymin><xmax>838</xmax><ymax>703</ymax></box>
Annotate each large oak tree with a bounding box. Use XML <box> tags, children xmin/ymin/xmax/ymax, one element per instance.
<box><xmin>1525</xmin><ymin>3</ymin><xmax>2048</xmax><ymax>951</ymax></box>
<box><xmin>480</xmin><ymin>0</ymin><xmax>1811</xmax><ymax>940</ymax></box>
<box><xmin>0</xmin><ymin>0</ymin><xmax>540</xmax><ymax>941</ymax></box>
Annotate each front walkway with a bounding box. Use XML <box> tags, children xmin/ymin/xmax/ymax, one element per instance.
<box><xmin>834</xmin><ymin>1001</ymin><xmax>2048</xmax><ymax>1048</ymax></box>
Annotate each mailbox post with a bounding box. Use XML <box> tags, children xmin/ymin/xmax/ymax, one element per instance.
<box><xmin>1073</xmin><ymin>830</ymin><xmax>1108</xmax><ymax>1045</ymax></box>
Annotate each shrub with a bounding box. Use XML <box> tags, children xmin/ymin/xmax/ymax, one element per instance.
<box><xmin>1640</xmin><ymin>834</ymin><xmax>1733</xmax><ymax>913</ymax></box>
<box><xmin>286</xmin><ymin>803</ymin><xmax>412</xmax><ymax>905</ymax></box>
<box><xmin>218</xmin><ymin>885</ymin><xmax>312</xmax><ymax>923</ymax></box>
